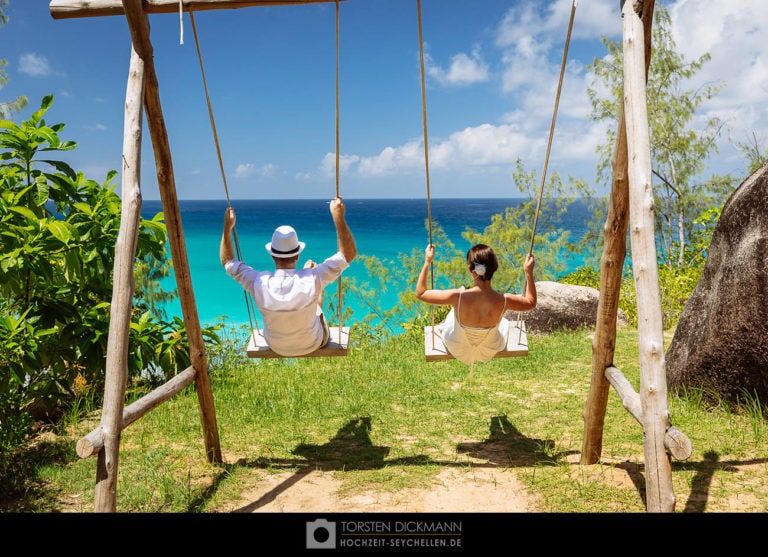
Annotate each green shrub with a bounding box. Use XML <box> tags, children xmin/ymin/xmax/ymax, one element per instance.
<box><xmin>0</xmin><ymin>95</ymin><xmax>220</xmax><ymax>450</ymax></box>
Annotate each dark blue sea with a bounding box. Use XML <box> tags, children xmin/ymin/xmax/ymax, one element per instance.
<box><xmin>141</xmin><ymin>198</ymin><xmax>593</xmax><ymax>330</ymax></box>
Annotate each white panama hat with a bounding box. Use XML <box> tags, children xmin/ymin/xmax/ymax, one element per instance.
<box><xmin>265</xmin><ymin>225</ymin><xmax>306</xmax><ymax>258</ymax></box>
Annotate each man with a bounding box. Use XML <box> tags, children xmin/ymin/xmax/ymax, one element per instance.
<box><xmin>220</xmin><ymin>197</ymin><xmax>356</xmax><ymax>357</ymax></box>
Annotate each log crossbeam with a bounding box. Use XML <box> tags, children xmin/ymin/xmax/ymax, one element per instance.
<box><xmin>77</xmin><ymin>366</ymin><xmax>197</xmax><ymax>458</ymax></box>
<box><xmin>49</xmin><ymin>0</ymin><xmax>347</xmax><ymax>20</ymax></box>
<box><xmin>605</xmin><ymin>366</ymin><xmax>692</xmax><ymax>461</ymax></box>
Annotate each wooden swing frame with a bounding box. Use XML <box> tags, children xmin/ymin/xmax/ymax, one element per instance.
<box><xmin>54</xmin><ymin>0</ymin><xmax>688</xmax><ymax>514</ymax></box>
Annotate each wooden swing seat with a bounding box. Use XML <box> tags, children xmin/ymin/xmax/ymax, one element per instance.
<box><xmin>424</xmin><ymin>319</ymin><xmax>528</xmax><ymax>361</ymax></box>
<box><xmin>246</xmin><ymin>326</ymin><xmax>349</xmax><ymax>359</ymax></box>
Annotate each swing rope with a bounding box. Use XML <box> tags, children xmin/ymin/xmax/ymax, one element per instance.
<box><xmin>334</xmin><ymin>0</ymin><xmax>343</xmax><ymax>333</ymax></box>
<box><xmin>529</xmin><ymin>0</ymin><xmax>578</xmax><ymax>255</ymax></box>
<box><xmin>415</xmin><ymin>0</ymin><xmax>437</xmax><ymax>345</ymax></box>
<box><xmin>515</xmin><ymin>0</ymin><xmax>577</xmax><ymax>342</ymax></box>
<box><xmin>189</xmin><ymin>9</ymin><xmax>261</xmax><ymax>340</ymax></box>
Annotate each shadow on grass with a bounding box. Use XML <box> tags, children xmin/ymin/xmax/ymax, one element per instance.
<box><xmin>193</xmin><ymin>415</ymin><xmax>768</xmax><ymax>513</ymax></box>
<box><xmin>673</xmin><ymin>449</ymin><xmax>762</xmax><ymax>513</ymax></box>
<box><xmin>5</xmin><ymin>419</ymin><xmax>762</xmax><ymax>513</ymax></box>
<box><xmin>0</xmin><ymin>433</ymin><xmax>75</xmax><ymax>511</ymax></box>
<box><xmin>197</xmin><ymin>414</ymin><xmax>575</xmax><ymax>512</ymax></box>
<box><xmin>455</xmin><ymin>414</ymin><xmax>572</xmax><ymax>467</ymax></box>
<box><xmin>564</xmin><ymin>449</ymin><xmax>761</xmax><ymax>512</ymax></box>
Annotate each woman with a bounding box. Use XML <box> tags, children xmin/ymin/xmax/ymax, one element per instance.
<box><xmin>416</xmin><ymin>243</ymin><xmax>536</xmax><ymax>365</ymax></box>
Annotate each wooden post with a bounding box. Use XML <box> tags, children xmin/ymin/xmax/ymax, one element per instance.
<box><xmin>621</xmin><ymin>0</ymin><xmax>675</xmax><ymax>512</ymax></box>
<box><xmin>92</xmin><ymin>0</ymin><xmax>226</xmax><ymax>514</ymax></box>
<box><xmin>94</xmin><ymin>45</ymin><xmax>144</xmax><ymax>513</ymax></box>
<box><xmin>580</xmin><ymin>94</ymin><xmax>631</xmax><ymax>465</ymax></box>
<box><xmin>120</xmin><ymin>0</ymin><xmax>222</xmax><ymax>466</ymax></box>
<box><xmin>581</xmin><ymin>0</ymin><xmax>655</xmax><ymax>465</ymax></box>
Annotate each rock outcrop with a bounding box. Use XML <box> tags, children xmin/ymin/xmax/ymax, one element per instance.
<box><xmin>665</xmin><ymin>161</ymin><xmax>768</xmax><ymax>407</ymax></box>
<box><xmin>517</xmin><ymin>281</ymin><xmax>628</xmax><ymax>334</ymax></box>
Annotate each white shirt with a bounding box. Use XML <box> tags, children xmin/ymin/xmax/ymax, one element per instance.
<box><xmin>225</xmin><ymin>252</ymin><xmax>349</xmax><ymax>356</ymax></box>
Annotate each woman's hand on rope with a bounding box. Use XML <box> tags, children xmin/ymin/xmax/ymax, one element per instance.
<box><xmin>424</xmin><ymin>244</ymin><xmax>435</xmax><ymax>265</ymax></box>
<box><xmin>416</xmin><ymin>244</ymin><xmax>435</xmax><ymax>300</ymax></box>
<box><xmin>523</xmin><ymin>253</ymin><xmax>535</xmax><ymax>275</ymax></box>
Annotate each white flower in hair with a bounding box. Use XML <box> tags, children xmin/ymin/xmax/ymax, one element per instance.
<box><xmin>473</xmin><ymin>263</ymin><xmax>486</xmax><ymax>277</ymax></box>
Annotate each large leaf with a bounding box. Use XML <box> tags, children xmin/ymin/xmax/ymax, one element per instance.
<box><xmin>72</xmin><ymin>202</ymin><xmax>93</xmax><ymax>216</ymax></box>
<box><xmin>34</xmin><ymin>127</ymin><xmax>59</xmax><ymax>148</ymax></box>
<box><xmin>0</xmin><ymin>132</ymin><xmax>27</xmax><ymax>152</ymax></box>
<box><xmin>33</xmin><ymin>178</ymin><xmax>50</xmax><ymax>207</ymax></box>
<box><xmin>7</xmin><ymin>205</ymin><xmax>38</xmax><ymax>221</ymax></box>
<box><xmin>40</xmin><ymin>159</ymin><xmax>77</xmax><ymax>179</ymax></box>
<box><xmin>141</xmin><ymin>218</ymin><xmax>167</xmax><ymax>235</ymax></box>
<box><xmin>29</xmin><ymin>95</ymin><xmax>54</xmax><ymax>124</ymax></box>
<box><xmin>46</xmin><ymin>219</ymin><xmax>74</xmax><ymax>245</ymax></box>
<box><xmin>0</xmin><ymin>119</ymin><xmax>19</xmax><ymax>132</ymax></box>
<box><xmin>41</xmin><ymin>140</ymin><xmax>77</xmax><ymax>153</ymax></box>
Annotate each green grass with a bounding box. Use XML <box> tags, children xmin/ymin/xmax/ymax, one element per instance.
<box><xmin>2</xmin><ymin>324</ymin><xmax>767</xmax><ymax>513</ymax></box>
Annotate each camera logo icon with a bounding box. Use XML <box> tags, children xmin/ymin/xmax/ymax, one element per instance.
<box><xmin>306</xmin><ymin>518</ymin><xmax>336</xmax><ymax>549</ymax></box>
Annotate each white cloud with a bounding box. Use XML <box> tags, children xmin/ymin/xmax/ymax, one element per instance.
<box><xmin>352</xmin><ymin>123</ymin><xmax>533</xmax><ymax>179</ymax></box>
<box><xmin>426</xmin><ymin>45</ymin><xmax>490</xmax><ymax>87</ymax></box>
<box><xmin>357</xmin><ymin>140</ymin><xmax>424</xmax><ymax>176</ymax></box>
<box><xmin>260</xmin><ymin>163</ymin><xmax>278</xmax><ymax>178</ymax></box>
<box><xmin>234</xmin><ymin>163</ymin><xmax>256</xmax><ymax>179</ymax></box>
<box><xmin>669</xmin><ymin>0</ymin><xmax>768</xmax><ymax>157</ymax></box>
<box><xmin>232</xmin><ymin>162</ymin><xmax>280</xmax><ymax>180</ymax></box>
<box><xmin>568</xmin><ymin>0</ymin><xmax>622</xmax><ymax>40</ymax></box>
<box><xmin>320</xmin><ymin>153</ymin><xmax>360</xmax><ymax>177</ymax></box>
<box><xmin>18</xmin><ymin>53</ymin><xmax>54</xmax><ymax>77</ymax></box>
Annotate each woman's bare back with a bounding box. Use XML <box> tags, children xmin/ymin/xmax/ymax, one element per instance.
<box><xmin>455</xmin><ymin>287</ymin><xmax>506</xmax><ymax>329</ymax></box>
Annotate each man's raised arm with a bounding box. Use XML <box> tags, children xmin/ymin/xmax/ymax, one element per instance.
<box><xmin>329</xmin><ymin>197</ymin><xmax>356</xmax><ymax>263</ymax></box>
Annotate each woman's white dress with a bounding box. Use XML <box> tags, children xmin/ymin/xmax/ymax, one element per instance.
<box><xmin>438</xmin><ymin>288</ymin><xmax>508</xmax><ymax>365</ymax></box>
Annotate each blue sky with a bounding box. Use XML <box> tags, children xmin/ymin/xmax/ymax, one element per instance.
<box><xmin>2</xmin><ymin>0</ymin><xmax>767</xmax><ymax>200</ymax></box>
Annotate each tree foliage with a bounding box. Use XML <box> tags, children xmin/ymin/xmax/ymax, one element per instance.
<box><xmin>0</xmin><ymin>1</ymin><xmax>28</xmax><ymax>119</ymax></box>
<box><xmin>0</xmin><ymin>95</ymin><xmax>220</xmax><ymax>452</ymax></box>
<box><xmin>587</xmin><ymin>4</ymin><xmax>734</xmax><ymax>269</ymax></box>
<box><xmin>735</xmin><ymin>131</ymin><xmax>768</xmax><ymax>175</ymax></box>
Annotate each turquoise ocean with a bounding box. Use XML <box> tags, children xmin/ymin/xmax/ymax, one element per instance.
<box><xmin>141</xmin><ymin>198</ymin><xmax>592</xmax><ymax>330</ymax></box>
